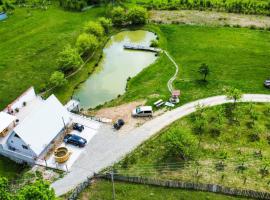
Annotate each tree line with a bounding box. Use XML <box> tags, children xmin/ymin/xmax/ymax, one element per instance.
<box><xmin>135</xmin><ymin>0</ymin><xmax>270</xmax><ymax>16</ymax></box>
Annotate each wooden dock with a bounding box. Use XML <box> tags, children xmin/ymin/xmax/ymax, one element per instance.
<box><xmin>123</xmin><ymin>44</ymin><xmax>160</xmax><ymax>53</ymax></box>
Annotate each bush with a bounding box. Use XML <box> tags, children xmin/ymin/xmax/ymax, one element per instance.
<box><xmin>83</xmin><ymin>21</ymin><xmax>104</xmax><ymax>38</ymax></box>
<box><xmin>59</xmin><ymin>0</ymin><xmax>87</xmax><ymax>11</ymax></box>
<box><xmin>76</xmin><ymin>33</ymin><xmax>98</xmax><ymax>55</ymax></box>
<box><xmin>127</xmin><ymin>6</ymin><xmax>148</xmax><ymax>25</ymax></box>
<box><xmin>57</xmin><ymin>45</ymin><xmax>83</xmax><ymax>74</ymax></box>
<box><xmin>98</xmin><ymin>17</ymin><xmax>112</xmax><ymax>34</ymax></box>
<box><xmin>111</xmin><ymin>6</ymin><xmax>126</xmax><ymax>27</ymax></box>
<box><xmin>0</xmin><ymin>177</ymin><xmax>11</xmax><ymax>200</ymax></box>
<box><xmin>16</xmin><ymin>180</ymin><xmax>56</xmax><ymax>200</ymax></box>
<box><xmin>163</xmin><ymin>128</ymin><xmax>198</xmax><ymax>160</ymax></box>
<box><xmin>150</xmin><ymin>39</ymin><xmax>159</xmax><ymax>48</ymax></box>
<box><xmin>49</xmin><ymin>71</ymin><xmax>67</xmax><ymax>88</ymax></box>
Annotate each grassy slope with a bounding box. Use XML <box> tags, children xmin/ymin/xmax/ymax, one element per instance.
<box><xmin>80</xmin><ymin>179</ymin><xmax>248</xmax><ymax>200</ymax></box>
<box><xmin>0</xmin><ymin>156</ymin><xmax>25</xmax><ymax>179</ymax></box>
<box><xmin>114</xmin><ymin>103</ymin><xmax>270</xmax><ymax>191</ymax></box>
<box><xmin>0</xmin><ymin>5</ymin><xmax>105</xmax><ymax>110</ymax></box>
<box><xmin>113</xmin><ymin>25</ymin><xmax>270</xmax><ymax>106</ymax></box>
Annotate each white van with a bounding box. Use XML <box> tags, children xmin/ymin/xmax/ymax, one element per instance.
<box><xmin>132</xmin><ymin>106</ymin><xmax>153</xmax><ymax>117</ymax></box>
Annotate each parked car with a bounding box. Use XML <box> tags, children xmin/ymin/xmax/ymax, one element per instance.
<box><xmin>73</xmin><ymin>123</ymin><xmax>84</xmax><ymax>132</ymax></box>
<box><xmin>64</xmin><ymin>134</ymin><xmax>87</xmax><ymax>147</ymax></box>
<box><xmin>264</xmin><ymin>80</ymin><xmax>270</xmax><ymax>88</ymax></box>
<box><xmin>113</xmin><ymin>119</ymin><xmax>125</xmax><ymax>130</ymax></box>
<box><xmin>132</xmin><ymin>106</ymin><xmax>153</xmax><ymax>117</ymax></box>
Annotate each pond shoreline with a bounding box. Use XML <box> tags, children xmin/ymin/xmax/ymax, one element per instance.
<box><xmin>72</xmin><ymin>29</ymin><xmax>159</xmax><ymax>110</ymax></box>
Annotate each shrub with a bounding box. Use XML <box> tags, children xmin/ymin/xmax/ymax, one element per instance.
<box><xmin>98</xmin><ymin>17</ymin><xmax>112</xmax><ymax>34</ymax></box>
<box><xmin>111</xmin><ymin>6</ymin><xmax>126</xmax><ymax>27</ymax></box>
<box><xmin>76</xmin><ymin>33</ymin><xmax>98</xmax><ymax>55</ymax></box>
<box><xmin>59</xmin><ymin>0</ymin><xmax>87</xmax><ymax>11</ymax></box>
<box><xmin>150</xmin><ymin>39</ymin><xmax>159</xmax><ymax>48</ymax></box>
<box><xmin>49</xmin><ymin>71</ymin><xmax>67</xmax><ymax>88</ymax></box>
<box><xmin>83</xmin><ymin>21</ymin><xmax>104</xmax><ymax>38</ymax></box>
<box><xmin>127</xmin><ymin>6</ymin><xmax>148</xmax><ymax>25</ymax></box>
<box><xmin>16</xmin><ymin>180</ymin><xmax>56</xmax><ymax>200</ymax></box>
<box><xmin>57</xmin><ymin>45</ymin><xmax>83</xmax><ymax>73</ymax></box>
<box><xmin>163</xmin><ymin>128</ymin><xmax>198</xmax><ymax>160</ymax></box>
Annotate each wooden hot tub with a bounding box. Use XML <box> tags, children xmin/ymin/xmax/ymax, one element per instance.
<box><xmin>54</xmin><ymin>147</ymin><xmax>71</xmax><ymax>163</ymax></box>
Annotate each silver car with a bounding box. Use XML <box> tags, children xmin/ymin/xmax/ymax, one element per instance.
<box><xmin>132</xmin><ymin>106</ymin><xmax>153</xmax><ymax>117</ymax></box>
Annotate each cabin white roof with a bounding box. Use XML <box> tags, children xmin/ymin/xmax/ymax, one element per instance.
<box><xmin>13</xmin><ymin>95</ymin><xmax>71</xmax><ymax>156</ymax></box>
<box><xmin>0</xmin><ymin>112</ymin><xmax>16</xmax><ymax>133</ymax></box>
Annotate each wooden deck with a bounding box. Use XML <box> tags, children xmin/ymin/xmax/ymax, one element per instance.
<box><xmin>123</xmin><ymin>44</ymin><xmax>160</xmax><ymax>53</ymax></box>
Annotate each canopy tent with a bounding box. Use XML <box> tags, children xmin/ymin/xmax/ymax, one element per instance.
<box><xmin>0</xmin><ymin>112</ymin><xmax>16</xmax><ymax>134</ymax></box>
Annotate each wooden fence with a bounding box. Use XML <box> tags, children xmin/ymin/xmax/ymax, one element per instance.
<box><xmin>98</xmin><ymin>174</ymin><xmax>270</xmax><ymax>200</ymax></box>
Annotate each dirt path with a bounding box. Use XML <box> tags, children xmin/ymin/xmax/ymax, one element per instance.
<box><xmin>92</xmin><ymin>100</ymin><xmax>166</xmax><ymax>132</ymax></box>
<box><xmin>164</xmin><ymin>51</ymin><xmax>179</xmax><ymax>93</ymax></box>
<box><xmin>150</xmin><ymin>10</ymin><xmax>270</xmax><ymax>28</ymax></box>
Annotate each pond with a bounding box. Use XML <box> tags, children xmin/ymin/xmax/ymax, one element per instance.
<box><xmin>73</xmin><ymin>30</ymin><xmax>157</xmax><ymax>109</ymax></box>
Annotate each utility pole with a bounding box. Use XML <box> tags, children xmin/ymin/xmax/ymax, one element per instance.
<box><xmin>111</xmin><ymin>170</ymin><xmax>116</xmax><ymax>200</ymax></box>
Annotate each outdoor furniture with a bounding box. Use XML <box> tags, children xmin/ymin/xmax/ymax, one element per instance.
<box><xmin>165</xmin><ymin>102</ymin><xmax>175</xmax><ymax>107</ymax></box>
<box><xmin>170</xmin><ymin>90</ymin><xmax>180</xmax><ymax>104</ymax></box>
<box><xmin>154</xmin><ymin>99</ymin><xmax>164</xmax><ymax>107</ymax></box>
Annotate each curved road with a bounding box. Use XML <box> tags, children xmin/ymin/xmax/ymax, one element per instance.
<box><xmin>52</xmin><ymin>94</ymin><xmax>270</xmax><ymax>196</ymax></box>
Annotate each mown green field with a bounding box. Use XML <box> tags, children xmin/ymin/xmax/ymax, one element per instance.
<box><xmin>114</xmin><ymin>103</ymin><xmax>270</xmax><ymax>192</ymax></box>
<box><xmin>79</xmin><ymin>179</ymin><xmax>249</xmax><ymax>200</ymax></box>
<box><xmin>113</xmin><ymin>25</ymin><xmax>270</xmax><ymax>106</ymax></box>
<box><xmin>0</xmin><ymin>5</ymin><xmax>105</xmax><ymax>110</ymax></box>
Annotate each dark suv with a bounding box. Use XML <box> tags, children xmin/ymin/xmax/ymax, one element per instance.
<box><xmin>113</xmin><ymin>119</ymin><xmax>125</xmax><ymax>130</ymax></box>
<box><xmin>64</xmin><ymin>134</ymin><xmax>87</xmax><ymax>147</ymax></box>
<box><xmin>73</xmin><ymin>123</ymin><xmax>84</xmax><ymax>132</ymax></box>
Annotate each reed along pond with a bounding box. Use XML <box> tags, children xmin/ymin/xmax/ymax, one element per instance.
<box><xmin>73</xmin><ymin>30</ymin><xmax>157</xmax><ymax>109</ymax></box>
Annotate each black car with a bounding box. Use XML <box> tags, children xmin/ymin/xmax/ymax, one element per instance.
<box><xmin>73</xmin><ymin>123</ymin><xmax>84</xmax><ymax>132</ymax></box>
<box><xmin>64</xmin><ymin>134</ymin><xmax>87</xmax><ymax>147</ymax></box>
<box><xmin>264</xmin><ymin>80</ymin><xmax>270</xmax><ymax>88</ymax></box>
<box><xmin>113</xmin><ymin>119</ymin><xmax>125</xmax><ymax>130</ymax></box>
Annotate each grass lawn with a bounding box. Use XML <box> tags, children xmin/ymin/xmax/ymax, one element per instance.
<box><xmin>114</xmin><ymin>103</ymin><xmax>270</xmax><ymax>192</ymax></box>
<box><xmin>0</xmin><ymin>156</ymin><xmax>25</xmax><ymax>179</ymax></box>
<box><xmin>79</xmin><ymin>179</ymin><xmax>248</xmax><ymax>200</ymax></box>
<box><xmin>0</xmin><ymin>5</ymin><xmax>105</xmax><ymax>110</ymax></box>
<box><xmin>112</xmin><ymin>25</ymin><xmax>270</xmax><ymax>106</ymax></box>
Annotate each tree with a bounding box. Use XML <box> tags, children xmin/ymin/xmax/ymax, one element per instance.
<box><xmin>0</xmin><ymin>177</ymin><xmax>11</xmax><ymax>200</ymax></box>
<box><xmin>57</xmin><ymin>45</ymin><xmax>83</xmax><ymax>73</ymax></box>
<box><xmin>111</xmin><ymin>6</ymin><xmax>126</xmax><ymax>26</ymax></box>
<box><xmin>198</xmin><ymin>63</ymin><xmax>210</xmax><ymax>81</ymax></box>
<box><xmin>16</xmin><ymin>180</ymin><xmax>56</xmax><ymax>200</ymax></box>
<box><xmin>83</xmin><ymin>21</ymin><xmax>104</xmax><ymax>38</ymax></box>
<box><xmin>76</xmin><ymin>33</ymin><xmax>98</xmax><ymax>55</ymax></box>
<box><xmin>164</xmin><ymin>128</ymin><xmax>198</xmax><ymax>160</ymax></box>
<box><xmin>224</xmin><ymin>87</ymin><xmax>243</xmax><ymax>105</ymax></box>
<box><xmin>127</xmin><ymin>6</ymin><xmax>148</xmax><ymax>25</ymax></box>
<box><xmin>98</xmin><ymin>17</ymin><xmax>112</xmax><ymax>34</ymax></box>
<box><xmin>59</xmin><ymin>0</ymin><xmax>87</xmax><ymax>11</ymax></box>
<box><xmin>49</xmin><ymin>71</ymin><xmax>67</xmax><ymax>88</ymax></box>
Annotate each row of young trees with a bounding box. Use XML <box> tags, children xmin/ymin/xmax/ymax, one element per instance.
<box><xmin>48</xmin><ymin>17</ymin><xmax>112</xmax><ymax>88</ymax></box>
<box><xmin>48</xmin><ymin>6</ymin><xmax>148</xmax><ymax>89</ymax></box>
<box><xmin>138</xmin><ymin>0</ymin><xmax>270</xmax><ymax>16</ymax></box>
<box><xmin>0</xmin><ymin>178</ymin><xmax>56</xmax><ymax>200</ymax></box>
<box><xmin>111</xmin><ymin>6</ymin><xmax>148</xmax><ymax>26</ymax></box>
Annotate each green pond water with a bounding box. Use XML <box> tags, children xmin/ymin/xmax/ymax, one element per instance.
<box><xmin>74</xmin><ymin>30</ymin><xmax>157</xmax><ymax>108</ymax></box>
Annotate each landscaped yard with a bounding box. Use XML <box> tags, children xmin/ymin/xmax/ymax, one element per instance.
<box><xmin>113</xmin><ymin>103</ymin><xmax>270</xmax><ymax>192</ymax></box>
<box><xmin>112</xmin><ymin>25</ymin><xmax>270</xmax><ymax>106</ymax></box>
<box><xmin>0</xmin><ymin>5</ymin><xmax>105</xmax><ymax>110</ymax></box>
<box><xmin>79</xmin><ymin>179</ymin><xmax>248</xmax><ymax>200</ymax></box>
